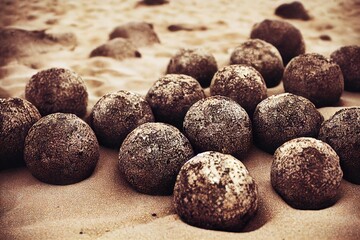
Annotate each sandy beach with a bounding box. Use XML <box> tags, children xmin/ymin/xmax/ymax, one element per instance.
<box><xmin>1</xmin><ymin>0</ymin><xmax>360</xmax><ymax>239</ymax></box>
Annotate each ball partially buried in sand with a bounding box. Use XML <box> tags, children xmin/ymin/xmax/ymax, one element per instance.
<box><xmin>118</xmin><ymin>122</ymin><xmax>194</xmax><ymax>195</ymax></box>
<box><xmin>271</xmin><ymin>137</ymin><xmax>343</xmax><ymax>210</ymax></box>
<box><xmin>318</xmin><ymin>107</ymin><xmax>360</xmax><ymax>184</ymax></box>
<box><xmin>24</xmin><ymin>113</ymin><xmax>99</xmax><ymax>185</ymax></box>
<box><xmin>283</xmin><ymin>53</ymin><xmax>344</xmax><ymax>107</ymax></box>
<box><xmin>90</xmin><ymin>90</ymin><xmax>155</xmax><ymax>149</ymax></box>
<box><xmin>25</xmin><ymin>68</ymin><xmax>88</xmax><ymax>117</ymax></box>
<box><xmin>90</xmin><ymin>38</ymin><xmax>141</xmax><ymax>61</ymax></box>
<box><xmin>173</xmin><ymin>151</ymin><xmax>258</xmax><ymax>232</ymax></box>
<box><xmin>0</xmin><ymin>98</ymin><xmax>41</xmax><ymax>169</ymax></box>
<box><xmin>183</xmin><ymin>96</ymin><xmax>252</xmax><ymax>158</ymax></box>
<box><xmin>145</xmin><ymin>74</ymin><xmax>205</xmax><ymax>128</ymax></box>
<box><xmin>166</xmin><ymin>48</ymin><xmax>218</xmax><ymax>88</ymax></box>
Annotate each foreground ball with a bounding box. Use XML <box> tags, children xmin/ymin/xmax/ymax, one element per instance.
<box><xmin>174</xmin><ymin>151</ymin><xmax>258</xmax><ymax>231</ymax></box>
<box><xmin>271</xmin><ymin>137</ymin><xmax>343</xmax><ymax>209</ymax></box>
<box><xmin>24</xmin><ymin>113</ymin><xmax>99</xmax><ymax>185</ymax></box>
<box><xmin>25</xmin><ymin>68</ymin><xmax>88</xmax><ymax>117</ymax></box>
<box><xmin>0</xmin><ymin>98</ymin><xmax>41</xmax><ymax>169</ymax></box>
<box><xmin>318</xmin><ymin>107</ymin><xmax>360</xmax><ymax>184</ymax></box>
<box><xmin>118</xmin><ymin>122</ymin><xmax>194</xmax><ymax>195</ymax></box>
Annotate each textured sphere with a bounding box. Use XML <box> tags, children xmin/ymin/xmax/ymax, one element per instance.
<box><xmin>25</xmin><ymin>68</ymin><xmax>88</xmax><ymax>117</ymax></box>
<box><xmin>166</xmin><ymin>48</ymin><xmax>218</xmax><ymax>88</ymax></box>
<box><xmin>330</xmin><ymin>45</ymin><xmax>360</xmax><ymax>92</ymax></box>
<box><xmin>118</xmin><ymin>122</ymin><xmax>194</xmax><ymax>195</ymax></box>
<box><xmin>24</xmin><ymin>113</ymin><xmax>99</xmax><ymax>185</ymax></box>
<box><xmin>250</xmin><ymin>19</ymin><xmax>305</xmax><ymax>65</ymax></box>
<box><xmin>283</xmin><ymin>53</ymin><xmax>344</xmax><ymax>107</ymax></box>
<box><xmin>90</xmin><ymin>90</ymin><xmax>154</xmax><ymax>148</ymax></box>
<box><xmin>210</xmin><ymin>64</ymin><xmax>267</xmax><ymax>114</ymax></box>
<box><xmin>174</xmin><ymin>151</ymin><xmax>258</xmax><ymax>231</ymax></box>
<box><xmin>230</xmin><ymin>39</ymin><xmax>284</xmax><ymax>87</ymax></box>
<box><xmin>271</xmin><ymin>137</ymin><xmax>343</xmax><ymax>209</ymax></box>
<box><xmin>183</xmin><ymin>96</ymin><xmax>252</xmax><ymax>158</ymax></box>
<box><xmin>0</xmin><ymin>98</ymin><xmax>41</xmax><ymax>169</ymax></box>
<box><xmin>318</xmin><ymin>107</ymin><xmax>360</xmax><ymax>184</ymax></box>
<box><xmin>145</xmin><ymin>74</ymin><xmax>205</xmax><ymax>128</ymax></box>
<box><xmin>253</xmin><ymin>93</ymin><xmax>324</xmax><ymax>153</ymax></box>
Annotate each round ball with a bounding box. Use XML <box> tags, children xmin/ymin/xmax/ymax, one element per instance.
<box><xmin>318</xmin><ymin>107</ymin><xmax>360</xmax><ymax>184</ymax></box>
<box><xmin>118</xmin><ymin>122</ymin><xmax>194</xmax><ymax>195</ymax></box>
<box><xmin>90</xmin><ymin>90</ymin><xmax>154</xmax><ymax>148</ymax></box>
<box><xmin>253</xmin><ymin>93</ymin><xmax>324</xmax><ymax>153</ymax></box>
<box><xmin>230</xmin><ymin>39</ymin><xmax>284</xmax><ymax>87</ymax></box>
<box><xmin>166</xmin><ymin>48</ymin><xmax>218</xmax><ymax>88</ymax></box>
<box><xmin>25</xmin><ymin>68</ymin><xmax>88</xmax><ymax>117</ymax></box>
<box><xmin>24</xmin><ymin>113</ymin><xmax>99</xmax><ymax>185</ymax></box>
<box><xmin>145</xmin><ymin>74</ymin><xmax>205</xmax><ymax>128</ymax></box>
<box><xmin>271</xmin><ymin>137</ymin><xmax>343</xmax><ymax>209</ymax></box>
<box><xmin>330</xmin><ymin>45</ymin><xmax>360</xmax><ymax>92</ymax></box>
<box><xmin>183</xmin><ymin>95</ymin><xmax>252</xmax><ymax>158</ymax></box>
<box><xmin>283</xmin><ymin>53</ymin><xmax>344</xmax><ymax>107</ymax></box>
<box><xmin>174</xmin><ymin>151</ymin><xmax>258</xmax><ymax>231</ymax></box>
<box><xmin>250</xmin><ymin>19</ymin><xmax>305</xmax><ymax>65</ymax></box>
<box><xmin>0</xmin><ymin>98</ymin><xmax>41</xmax><ymax>169</ymax></box>
<box><xmin>210</xmin><ymin>64</ymin><xmax>267</xmax><ymax>114</ymax></box>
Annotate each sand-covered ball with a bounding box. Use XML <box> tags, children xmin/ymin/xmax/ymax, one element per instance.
<box><xmin>283</xmin><ymin>53</ymin><xmax>344</xmax><ymax>107</ymax></box>
<box><xmin>90</xmin><ymin>38</ymin><xmax>141</xmax><ymax>61</ymax></box>
<box><xmin>25</xmin><ymin>68</ymin><xmax>88</xmax><ymax>117</ymax></box>
<box><xmin>271</xmin><ymin>137</ymin><xmax>343</xmax><ymax>209</ymax></box>
<box><xmin>0</xmin><ymin>98</ymin><xmax>41</xmax><ymax>169</ymax></box>
<box><xmin>330</xmin><ymin>45</ymin><xmax>360</xmax><ymax>92</ymax></box>
<box><xmin>183</xmin><ymin>96</ymin><xmax>252</xmax><ymax>158</ymax></box>
<box><xmin>250</xmin><ymin>19</ymin><xmax>305</xmax><ymax>65</ymax></box>
<box><xmin>90</xmin><ymin>90</ymin><xmax>154</xmax><ymax>148</ymax></box>
<box><xmin>166</xmin><ymin>48</ymin><xmax>218</xmax><ymax>88</ymax></box>
<box><xmin>318</xmin><ymin>107</ymin><xmax>360</xmax><ymax>184</ymax></box>
<box><xmin>210</xmin><ymin>64</ymin><xmax>267</xmax><ymax>114</ymax></box>
<box><xmin>174</xmin><ymin>151</ymin><xmax>258</xmax><ymax>231</ymax></box>
<box><xmin>145</xmin><ymin>74</ymin><xmax>205</xmax><ymax>128</ymax></box>
<box><xmin>253</xmin><ymin>93</ymin><xmax>324</xmax><ymax>153</ymax></box>
<box><xmin>24</xmin><ymin>113</ymin><xmax>99</xmax><ymax>185</ymax></box>
<box><xmin>118</xmin><ymin>122</ymin><xmax>194</xmax><ymax>195</ymax></box>
<box><xmin>230</xmin><ymin>39</ymin><xmax>284</xmax><ymax>87</ymax></box>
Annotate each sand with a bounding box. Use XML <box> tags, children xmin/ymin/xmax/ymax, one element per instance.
<box><xmin>0</xmin><ymin>0</ymin><xmax>360</xmax><ymax>239</ymax></box>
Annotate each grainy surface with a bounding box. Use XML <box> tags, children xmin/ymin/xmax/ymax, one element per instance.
<box><xmin>118</xmin><ymin>122</ymin><xmax>194</xmax><ymax>195</ymax></box>
<box><xmin>90</xmin><ymin>90</ymin><xmax>154</xmax><ymax>148</ymax></box>
<box><xmin>283</xmin><ymin>53</ymin><xmax>344</xmax><ymax>107</ymax></box>
<box><xmin>174</xmin><ymin>151</ymin><xmax>258</xmax><ymax>231</ymax></box>
<box><xmin>0</xmin><ymin>97</ymin><xmax>41</xmax><ymax>169</ymax></box>
<box><xmin>271</xmin><ymin>137</ymin><xmax>343</xmax><ymax>209</ymax></box>
<box><xmin>253</xmin><ymin>93</ymin><xmax>324</xmax><ymax>153</ymax></box>
<box><xmin>90</xmin><ymin>38</ymin><xmax>141</xmax><ymax>60</ymax></box>
<box><xmin>24</xmin><ymin>113</ymin><xmax>99</xmax><ymax>185</ymax></box>
<box><xmin>318</xmin><ymin>107</ymin><xmax>360</xmax><ymax>184</ymax></box>
<box><xmin>183</xmin><ymin>95</ymin><xmax>252</xmax><ymax>158</ymax></box>
<box><xmin>25</xmin><ymin>68</ymin><xmax>88</xmax><ymax>117</ymax></box>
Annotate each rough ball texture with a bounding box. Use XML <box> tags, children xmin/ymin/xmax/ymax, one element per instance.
<box><xmin>230</xmin><ymin>39</ymin><xmax>284</xmax><ymax>88</ymax></box>
<box><xmin>166</xmin><ymin>48</ymin><xmax>218</xmax><ymax>88</ymax></box>
<box><xmin>118</xmin><ymin>122</ymin><xmax>194</xmax><ymax>195</ymax></box>
<box><xmin>283</xmin><ymin>53</ymin><xmax>344</xmax><ymax>107</ymax></box>
<box><xmin>318</xmin><ymin>107</ymin><xmax>360</xmax><ymax>184</ymax></box>
<box><xmin>271</xmin><ymin>137</ymin><xmax>343</xmax><ymax>209</ymax></box>
<box><xmin>253</xmin><ymin>93</ymin><xmax>324</xmax><ymax>153</ymax></box>
<box><xmin>330</xmin><ymin>45</ymin><xmax>360</xmax><ymax>92</ymax></box>
<box><xmin>90</xmin><ymin>90</ymin><xmax>155</xmax><ymax>149</ymax></box>
<box><xmin>210</xmin><ymin>64</ymin><xmax>267</xmax><ymax>114</ymax></box>
<box><xmin>174</xmin><ymin>151</ymin><xmax>258</xmax><ymax>232</ymax></box>
<box><xmin>90</xmin><ymin>38</ymin><xmax>141</xmax><ymax>61</ymax></box>
<box><xmin>24</xmin><ymin>113</ymin><xmax>99</xmax><ymax>185</ymax></box>
<box><xmin>0</xmin><ymin>98</ymin><xmax>41</xmax><ymax>169</ymax></box>
<box><xmin>183</xmin><ymin>96</ymin><xmax>252</xmax><ymax>158</ymax></box>
<box><xmin>25</xmin><ymin>68</ymin><xmax>88</xmax><ymax>117</ymax></box>
<box><xmin>145</xmin><ymin>74</ymin><xmax>205</xmax><ymax>129</ymax></box>
<box><xmin>250</xmin><ymin>19</ymin><xmax>305</xmax><ymax>65</ymax></box>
